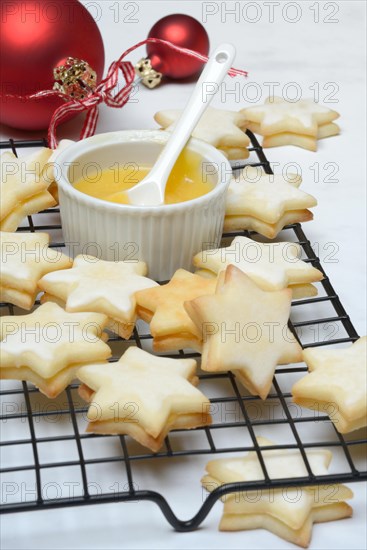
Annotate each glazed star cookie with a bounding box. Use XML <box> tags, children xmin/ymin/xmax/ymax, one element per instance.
<box><xmin>224</xmin><ymin>166</ymin><xmax>317</xmax><ymax>237</ymax></box>
<box><xmin>185</xmin><ymin>266</ymin><xmax>302</xmax><ymax>399</ymax></box>
<box><xmin>242</xmin><ymin>97</ymin><xmax>339</xmax><ymax>137</ymax></box>
<box><xmin>242</xmin><ymin>97</ymin><xmax>340</xmax><ymax>151</ymax></box>
<box><xmin>0</xmin><ymin>231</ymin><xmax>72</xmax><ymax>310</ymax></box>
<box><xmin>247</xmin><ymin>120</ymin><xmax>340</xmax><ymax>152</ymax></box>
<box><xmin>194</xmin><ymin>266</ymin><xmax>317</xmax><ymax>300</ymax></box>
<box><xmin>135</xmin><ymin>269</ymin><xmax>217</xmax><ymax>351</ymax></box>
<box><xmin>38</xmin><ymin>255</ymin><xmax>158</xmax><ymax>339</ymax></box>
<box><xmin>292</xmin><ymin>337</ymin><xmax>367</xmax><ymax>433</ymax></box>
<box><xmin>154</xmin><ymin>107</ymin><xmax>250</xmax><ymax>160</ymax></box>
<box><xmin>193</xmin><ymin>236</ymin><xmax>323</xmax><ymax>295</ymax></box>
<box><xmin>0</xmin><ymin>149</ymin><xmax>56</xmax><ymax>231</ymax></box>
<box><xmin>224</xmin><ymin>209</ymin><xmax>314</xmax><ymax>239</ymax></box>
<box><xmin>261</xmin><ymin>123</ymin><xmax>340</xmax><ymax>152</ymax></box>
<box><xmin>0</xmin><ymin>302</ymin><xmax>111</xmax><ymax>398</ymax></box>
<box><xmin>77</xmin><ymin>346</ymin><xmax>212</xmax><ymax>452</ymax></box>
<box><xmin>226</xmin><ymin>167</ymin><xmax>314</xmax><ymax>221</ymax></box>
<box><xmin>201</xmin><ymin>437</ymin><xmax>353</xmax><ymax>548</ymax></box>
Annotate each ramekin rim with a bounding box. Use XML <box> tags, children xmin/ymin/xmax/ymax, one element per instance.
<box><xmin>55</xmin><ymin>130</ymin><xmax>232</xmax><ymax>213</ymax></box>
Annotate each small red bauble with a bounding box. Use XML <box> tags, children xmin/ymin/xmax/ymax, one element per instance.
<box><xmin>147</xmin><ymin>14</ymin><xmax>210</xmax><ymax>80</ymax></box>
<box><xmin>0</xmin><ymin>0</ymin><xmax>104</xmax><ymax>130</ymax></box>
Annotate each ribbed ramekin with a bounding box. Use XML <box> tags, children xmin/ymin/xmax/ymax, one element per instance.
<box><xmin>55</xmin><ymin>130</ymin><xmax>232</xmax><ymax>280</ymax></box>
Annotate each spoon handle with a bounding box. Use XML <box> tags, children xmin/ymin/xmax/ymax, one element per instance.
<box><xmin>149</xmin><ymin>43</ymin><xmax>236</xmax><ymax>181</ymax></box>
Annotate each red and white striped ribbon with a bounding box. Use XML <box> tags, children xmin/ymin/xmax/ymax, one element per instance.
<box><xmin>1</xmin><ymin>38</ymin><xmax>248</xmax><ymax>149</ymax></box>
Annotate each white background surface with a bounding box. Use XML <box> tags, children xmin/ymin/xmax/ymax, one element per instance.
<box><xmin>1</xmin><ymin>1</ymin><xmax>366</xmax><ymax>549</ymax></box>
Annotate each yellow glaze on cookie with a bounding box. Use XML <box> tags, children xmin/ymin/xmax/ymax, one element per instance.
<box><xmin>74</xmin><ymin>149</ymin><xmax>213</xmax><ymax>205</ymax></box>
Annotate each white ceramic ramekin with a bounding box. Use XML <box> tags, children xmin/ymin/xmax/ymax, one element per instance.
<box><xmin>55</xmin><ymin>130</ymin><xmax>232</xmax><ymax>280</ymax></box>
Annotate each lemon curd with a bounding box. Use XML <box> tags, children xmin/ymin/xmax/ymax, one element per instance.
<box><xmin>73</xmin><ymin>149</ymin><xmax>214</xmax><ymax>205</ymax></box>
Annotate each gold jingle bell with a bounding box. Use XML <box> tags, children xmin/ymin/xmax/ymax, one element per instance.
<box><xmin>53</xmin><ymin>57</ymin><xmax>97</xmax><ymax>100</ymax></box>
<box><xmin>135</xmin><ymin>58</ymin><xmax>162</xmax><ymax>89</ymax></box>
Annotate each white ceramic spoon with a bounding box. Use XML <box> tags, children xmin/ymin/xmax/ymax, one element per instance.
<box><xmin>126</xmin><ymin>43</ymin><xmax>236</xmax><ymax>206</ymax></box>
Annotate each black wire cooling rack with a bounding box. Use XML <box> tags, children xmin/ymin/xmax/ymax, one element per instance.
<box><xmin>0</xmin><ymin>132</ymin><xmax>365</xmax><ymax>531</ymax></box>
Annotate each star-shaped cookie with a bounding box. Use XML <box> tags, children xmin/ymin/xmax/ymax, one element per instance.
<box><xmin>292</xmin><ymin>337</ymin><xmax>367</xmax><ymax>433</ymax></box>
<box><xmin>224</xmin><ymin>166</ymin><xmax>316</xmax><ymax>237</ymax></box>
<box><xmin>77</xmin><ymin>346</ymin><xmax>211</xmax><ymax>452</ymax></box>
<box><xmin>247</xmin><ymin>120</ymin><xmax>340</xmax><ymax>151</ymax></box>
<box><xmin>226</xmin><ymin>167</ymin><xmax>316</xmax><ymax>222</ymax></box>
<box><xmin>193</xmin><ymin>236</ymin><xmax>323</xmax><ymax>292</ymax></box>
<box><xmin>223</xmin><ymin>208</ymin><xmax>314</xmax><ymax>239</ymax></box>
<box><xmin>0</xmin><ymin>149</ymin><xmax>56</xmax><ymax>231</ymax></box>
<box><xmin>242</xmin><ymin>97</ymin><xmax>339</xmax><ymax>137</ymax></box>
<box><xmin>194</xmin><ymin>268</ymin><xmax>318</xmax><ymax>300</ymax></box>
<box><xmin>154</xmin><ymin>107</ymin><xmax>250</xmax><ymax>159</ymax></box>
<box><xmin>185</xmin><ymin>266</ymin><xmax>302</xmax><ymax>399</ymax></box>
<box><xmin>202</xmin><ymin>437</ymin><xmax>353</xmax><ymax>548</ymax></box>
<box><xmin>39</xmin><ymin>255</ymin><xmax>158</xmax><ymax>339</ymax></box>
<box><xmin>0</xmin><ymin>302</ymin><xmax>111</xmax><ymax>398</ymax></box>
<box><xmin>135</xmin><ymin>269</ymin><xmax>217</xmax><ymax>351</ymax></box>
<box><xmin>262</xmin><ymin>123</ymin><xmax>339</xmax><ymax>151</ymax></box>
<box><xmin>0</xmin><ymin>231</ymin><xmax>72</xmax><ymax>310</ymax></box>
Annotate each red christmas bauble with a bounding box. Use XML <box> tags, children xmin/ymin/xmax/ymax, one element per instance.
<box><xmin>147</xmin><ymin>14</ymin><xmax>210</xmax><ymax>80</ymax></box>
<box><xmin>0</xmin><ymin>0</ymin><xmax>104</xmax><ymax>130</ymax></box>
